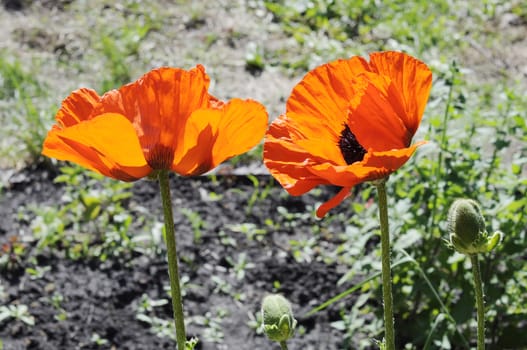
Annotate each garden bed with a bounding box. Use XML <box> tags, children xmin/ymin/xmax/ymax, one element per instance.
<box><xmin>1</xmin><ymin>164</ymin><xmax>355</xmax><ymax>349</ymax></box>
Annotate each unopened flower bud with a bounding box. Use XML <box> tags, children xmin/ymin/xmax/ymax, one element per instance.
<box><xmin>447</xmin><ymin>199</ymin><xmax>502</xmax><ymax>255</ymax></box>
<box><xmin>261</xmin><ymin>294</ymin><xmax>297</xmax><ymax>343</ymax></box>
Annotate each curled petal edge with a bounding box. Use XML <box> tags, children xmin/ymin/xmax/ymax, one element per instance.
<box><xmin>316</xmin><ymin>187</ymin><xmax>352</xmax><ymax>218</ymax></box>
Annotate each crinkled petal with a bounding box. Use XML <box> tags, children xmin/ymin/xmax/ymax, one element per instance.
<box><xmin>287</xmin><ymin>56</ymin><xmax>369</xmax><ymax>122</ymax></box>
<box><xmin>264</xmin><ymin>155</ymin><xmax>328</xmax><ymax>195</ymax></box>
<box><xmin>97</xmin><ymin>65</ymin><xmax>212</xmax><ymax>169</ymax></box>
<box><xmin>368</xmin><ymin>51</ymin><xmax>433</xmax><ymax>135</ymax></box>
<box><xmin>364</xmin><ymin>141</ymin><xmax>426</xmax><ymax>169</ymax></box>
<box><xmin>306</xmin><ymin>142</ymin><xmax>426</xmax><ymax>187</ymax></box>
<box><xmin>264</xmin><ymin>116</ymin><xmax>331</xmax><ymax>195</ymax></box>
<box><xmin>55</xmin><ymin>88</ymin><xmax>101</xmax><ymax>128</ymax></box>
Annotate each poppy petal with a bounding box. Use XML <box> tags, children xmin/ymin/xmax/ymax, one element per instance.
<box><xmin>172</xmin><ymin>98</ymin><xmax>268</xmax><ymax>176</ymax></box>
<box><xmin>286</xmin><ymin>57</ymin><xmax>370</xmax><ymax>141</ymax></box>
<box><xmin>43</xmin><ymin>131</ymin><xmax>115</xmax><ymax>178</ymax></box>
<box><xmin>295</xmin><ymin>136</ymin><xmax>346</xmax><ymax>166</ymax></box>
<box><xmin>347</xmin><ymin>75</ymin><xmax>413</xmax><ymax>150</ymax></box>
<box><xmin>307</xmin><ymin>162</ymin><xmax>385</xmax><ymax>188</ymax></box>
<box><xmin>169</xmin><ymin>105</ymin><xmax>220</xmax><ymax>175</ymax></box>
<box><xmin>212</xmin><ymin>98</ymin><xmax>268</xmax><ymax>166</ymax></box>
<box><xmin>264</xmin><ymin>155</ymin><xmax>328</xmax><ymax>195</ymax></box>
<box><xmin>368</xmin><ymin>51</ymin><xmax>433</xmax><ymax>135</ymax></box>
<box><xmin>55</xmin><ymin>88</ymin><xmax>101</xmax><ymax>128</ymax></box>
<box><xmin>364</xmin><ymin>141</ymin><xmax>426</xmax><ymax>169</ymax></box>
<box><xmin>316</xmin><ymin>187</ymin><xmax>352</xmax><ymax>218</ymax></box>
<box><xmin>171</xmin><ymin>125</ymin><xmax>215</xmax><ymax>176</ymax></box>
<box><xmin>264</xmin><ymin>116</ymin><xmax>330</xmax><ymax>195</ymax></box>
<box><xmin>42</xmin><ymin>113</ymin><xmax>152</xmax><ymax>181</ymax></box>
<box><xmin>264</xmin><ymin>114</ymin><xmax>336</xmax><ymax>168</ymax></box>
<box><xmin>306</xmin><ymin>142</ymin><xmax>425</xmax><ymax>187</ymax></box>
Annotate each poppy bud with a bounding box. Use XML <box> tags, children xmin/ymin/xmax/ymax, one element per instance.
<box><xmin>261</xmin><ymin>294</ymin><xmax>297</xmax><ymax>343</ymax></box>
<box><xmin>447</xmin><ymin>199</ymin><xmax>502</xmax><ymax>255</ymax></box>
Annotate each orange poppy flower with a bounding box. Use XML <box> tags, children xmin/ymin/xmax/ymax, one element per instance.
<box><xmin>264</xmin><ymin>51</ymin><xmax>432</xmax><ymax>217</ymax></box>
<box><xmin>43</xmin><ymin>65</ymin><xmax>268</xmax><ymax>180</ymax></box>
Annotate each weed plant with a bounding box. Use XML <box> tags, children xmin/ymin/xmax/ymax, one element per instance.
<box><xmin>21</xmin><ymin>165</ymin><xmax>159</xmax><ymax>262</ymax></box>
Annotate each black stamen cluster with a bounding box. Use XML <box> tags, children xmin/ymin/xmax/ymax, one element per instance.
<box><xmin>338</xmin><ymin>124</ymin><xmax>366</xmax><ymax>165</ymax></box>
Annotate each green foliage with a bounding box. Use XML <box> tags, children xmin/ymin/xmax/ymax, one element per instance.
<box><xmin>226</xmin><ymin>252</ymin><xmax>255</xmax><ymax>281</ymax></box>
<box><xmin>90</xmin><ymin>333</ymin><xmax>109</xmax><ymax>346</ymax></box>
<box><xmin>23</xmin><ymin>165</ymin><xmax>158</xmax><ymax>261</ymax></box>
<box><xmin>387</xmin><ymin>62</ymin><xmax>527</xmax><ymax>349</ymax></box>
<box><xmin>227</xmin><ymin>222</ymin><xmax>267</xmax><ymax>242</ymax></box>
<box><xmin>262</xmin><ymin>0</ymin><xmax>520</xmax><ymax>72</ymax></box>
<box><xmin>49</xmin><ymin>292</ymin><xmax>68</xmax><ymax>322</ymax></box>
<box><xmin>0</xmin><ymin>53</ymin><xmax>51</xmax><ymax>164</ymax></box>
<box><xmin>0</xmin><ymin>304</ymin><xmax>35</xmax><ymax>326</ymax></box>
<box><xmin>245</xmin><ymin>42</ymin><xmax>266</xmax><ymax>74</ymax></box>
<box><xmin>181</xmin><ymin>208</ymin><xmax>207</xmax><ymax>243</ymax></box>
<box><xmin>98</xmin><ymin>11</ymin><xmax>159</xmax><ymax>91</ymax></box>
<box><xmin>246</xmin><ymin>175</ymin><xmax>273</xmax><ymax>215</ymax></box>
<box><xmin>188</xmin><ymin>310</ymin><xmax>226</xmax><ymax>343</ymax></box>
<box><xmin>0</xmin><ymin>236</ymin><xmax>27</xmax><ymax>272</ymax></box>
<box><xmin>136</xmin><ymin>312</ymin><xmax>177</xmax><ymax>342</ymax></box>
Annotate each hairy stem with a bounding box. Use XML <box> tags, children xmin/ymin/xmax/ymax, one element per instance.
<box><xmin>159</xmin><ymin>170</ymin><xmax>187</xmax><ymax>349</ymax></box>
<box><xmin>279</xmin><ymin>341</ymin><xmax>288</xmax><ymax>350</ymax></box>
<box><xmin>471</xmin><ymin>254</ymin><xmax>485</xmax><ymax>350</ymax></box>
<box><xmin>375</xmin><ymin>180</ymin><xmax>395</xmax><ymax>350</ymax></box>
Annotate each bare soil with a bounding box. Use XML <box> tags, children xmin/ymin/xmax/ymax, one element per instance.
<box><xmin>1</xmin><ymin>163</ymin><xmax>356</xmax><ymax>349</ymax></box>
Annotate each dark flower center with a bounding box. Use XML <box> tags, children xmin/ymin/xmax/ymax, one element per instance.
<box><xmin>338</xmin><ymin>124</ymin><xmax>366</xmax><ymax>165</ymax></box>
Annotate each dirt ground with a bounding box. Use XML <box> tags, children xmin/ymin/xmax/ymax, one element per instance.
<box><xmin>1</xmin><ymin>163</ymin><xmax>355</xmax><ymax>349</ymax></box>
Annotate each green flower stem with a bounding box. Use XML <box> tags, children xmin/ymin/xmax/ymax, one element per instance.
<box><xmin>375</xmin><ymin>180</ymin><xmax>396</xmax><ymax>350</ymax></box>
<box><xmin>279</xmin><ymin>341</ymin><xmax>288</xmax><ymax>350</ymax></box>
<box><xmin>158</xmin><ymin>170</ymin><xmax>187</xmax><ymax>350</ymax></box>
<box><xmin>470</xmin><ymin>254</ymin><xmax>485</xmax><ymax>350</ymax></box>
